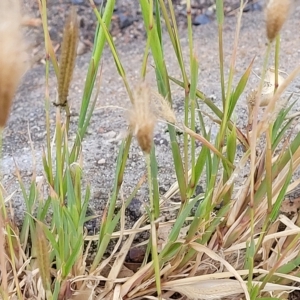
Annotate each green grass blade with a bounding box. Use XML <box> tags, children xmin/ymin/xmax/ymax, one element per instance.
<box><xmin>228</xmin><ymin>60</ymin><xmax>253</xmax><ymax>119</ymax></box>
<box><xmin>270</xmin><ymin>153</ymin><xmax>293</xmax><ymax>222</ymax></box>
<box><xmin>79</xmin><ymin>0</ymin><xmax>115</xmax><ymax>130</ymax></box>
<box><xmin>159</xmin><ymin>196</ymin><xmax>200</xmax><ymax>259</ymax></box>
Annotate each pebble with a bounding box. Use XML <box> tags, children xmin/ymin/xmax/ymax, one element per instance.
<box><xmin>97</xmin><ymin>158</ymin><xmax>106</xmax><ymax>165</ymax></box>
<box><xmin>118</xmin><ymin>13</ymin><xmax>134</xmax><ymax>29</ymax></box>
<box><xmin>193</xmin><ymin>14</ymin><xmax>211</xmax><ymax>26</ymax></box>
<box><xmin>103</xmin><ymin>130</ymin><xmax>116</xmax><ymax>139</ymax></box>
<box><xmin>36</xmin><ymin>176</ymin><xmax>44</xmax><ymax>184</ymax></box>
<box><xmin>127</xmin><ymin>198</ymin><xmax>142</xmax><ymax>219</ymax></box>
<box><xmin>77</xmin><ymin>40</ymin><xmax>86</xmax><ymax>55</ymax></box>
<box><xmin>244</xmin><ymin>2</ymin><xmax>263</xmax><ymax>12</ymax></box>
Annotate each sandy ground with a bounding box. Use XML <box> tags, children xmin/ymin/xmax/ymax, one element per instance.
<box><xmin>2</xmin><ymin>1</ymin><xmax>300</xmax><ymax>232</ymax></box>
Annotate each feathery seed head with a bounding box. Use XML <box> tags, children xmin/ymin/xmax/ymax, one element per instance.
<box><xmin>0</xmin><ymin>0</ymin><xmax>28</xmax><ymax>128</ymax></box>
<box><xmin>129</xmin><ymin>82</ymin><xmax>156</xmax><ymax>154</ymax></box>
<box><xmin>151</xmin><ymin>91</ymin><xmax>176</xmax><ymax>124</ymax></box>
<box><xmin>265</xmin><ymin>0</ymin><xmax>291</xmax><ymax>41</ymax></box>
<box><xmin>57</xmin><ymin>7</ymin><xmax>78</xmax><ymax>107</ymax></box>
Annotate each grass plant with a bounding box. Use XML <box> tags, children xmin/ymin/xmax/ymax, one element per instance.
<box><xmin>1</xmin><ymin>0</ymin><xmax>300</xmax><ymax>299</ymax></box>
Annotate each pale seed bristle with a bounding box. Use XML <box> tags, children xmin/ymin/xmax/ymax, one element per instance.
<box><xmin>0</xmin><ymin>0</ymin><xmax>28</xmax><ymax>128</ymax></box>
<box><xmin>129</xmin><ymin>82</ymin><xmax>156</xmax><ymax>154</ymax></box>
<box><xmin>151</xmin><ymin>91</ymin><xmax>176</xmax><ymax>124</ymax></box>
<box><xmin>57</xmin><ymin>6</ymin><xmax>78</xmax><ymax>106</ymax></box>
<box><xmin>265</xmin><ymin>0</ymin><xmax>291</xmax><ymax>41</ymax></box>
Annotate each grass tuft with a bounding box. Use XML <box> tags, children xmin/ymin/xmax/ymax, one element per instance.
<box><xmin>1</xmin><ymin>1</ymin><xmax>300</xmax><ymax>299</ymax></box>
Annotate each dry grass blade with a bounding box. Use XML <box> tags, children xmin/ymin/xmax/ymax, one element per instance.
<box><xmin>0</xmin><ymin>213</ymin><xmax>8</xmax><ymax>295</ymax></box>
<box><xmin>163</xmin><ymin>278</ymin><xmax>244</xmax><ymax>300</ymax></box>
<box><xmin>70</xmin><ymin>289</ymin><xmax>93</xmax><ymax>300</ymax></box>
<box><xmin>162</xmin><ymin>275</ymin><xmax>300</xmax><ymax>299</ymax></box>
<box><xmin>57</xmin><ymin>6</ymin><xmax>78</xmax><ymax>106</ymax></box>
<box><xmin>120</xmin><ymin>262</ymin><xmax>153</xmax><ymax>297</ymax></box>
<box><xmin>189</xmin><ymin>242</ymin><xmax>250</xmax><ymax>300</ymax></box>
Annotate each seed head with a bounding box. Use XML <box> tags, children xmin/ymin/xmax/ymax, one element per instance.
<box><xmin>57</xmin><ymin>7</ymin><xmax>78</xmax><ymax>107</ymax></box>
<box><xmin>265</xmin><ymin>0</ymin><xmax>291</xmax><ymax>41</ymax></box>
<box><xmin>151</xmin><ymin>91</ymin><xmax>176</xmax><ymax>124</ymax></box>
<box><xmin>0</xmin><ymin>0</ymin><xmax>28</xmax><ymax>128</ymax></box>
<box><xmin>129</xmin><ymin>82</ymin><xmax>156</xmax><ymax>154</ymax></box>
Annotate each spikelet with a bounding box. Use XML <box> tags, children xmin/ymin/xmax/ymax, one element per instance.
<box><xmin>57</xmin><ymin>7</ymin><xmax>78</xmax><ymax>106</ymax></box>
<box><xmin>265</xmin><ymin>0</ymin><xmax>291</xmax><ymax>41</ymax></box>
<box><xmin>129</xmin><ymin>82</ymin><xmax>156</xmax><ymax>154</ymax></box>
<box><xmin>35</xmin><ymin>223</ymin><xmax>51</xmax><ymax>292</ymax></box>
<box><xmin>0</xmin><ymin>0</ymin><xmax>28</xmax><ymax>128</ymax></box>
<box><xmin>151</xmin><ymin>91</ymin><xmax>176</xmax><ymax>124</ymax></box>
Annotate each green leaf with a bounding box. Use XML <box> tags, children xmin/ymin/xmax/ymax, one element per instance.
<box><xmin>228</xmin><ymin>60</ymin><xmax>253</xmax><ymax>119</ymax></box>
<box><xmin>159</xmin><ymin>196</ymin><xmax>200</xmax><ymax>259</ymax></box>
<box><xmin>64</xmin><ymin>237</ymin><xmax>83</xmax><ymax>278</ymax></box>
<box><xmin>188</xmin><ymin>145</ymin><xmax>209</xmax><ymax>197</ymax></box>
<box><xmin>78</xmin><ymin>0</ymin><xmax>116</xmax><ymax>130</ymax></box>
<box><xmin>270</xmin><ymin>151</ymin><xmax>293</xmax><ymax>222</ymax></box>
<box><xmin>227</xmin><ymin>125</ymin><xmax>237</xmax><ymax>163</ymax></box>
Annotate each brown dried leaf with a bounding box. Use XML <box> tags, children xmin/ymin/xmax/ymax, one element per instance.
<box><xmin>163</xmin><ymin>279</ymin><xmax>243</xmax><ymax>300</ymax></box>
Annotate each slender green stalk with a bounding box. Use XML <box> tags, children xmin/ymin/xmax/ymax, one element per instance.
<box><xmin>38</xmin><ymin>0</ymin><xmax>54</xmax><ymax>186</ymax></box>
<box><xmin>90</xmin><ymin>1</ymin><xmax>133</xmax><ymax>102</ymax></box>
<box><xmin>146</xmin><ymin>153</ymin><xmax>162</xmax><ymax>299</ymax></box>
<box><xmin>186</xmin><ymin>0</ymin><xmax>193</xmax><ymax>59</ymax></box>
<box><xmin>218</xmin><ymin>0</ymin><xmax>243</xmax><ymax>147</ymax></box>
<box><xmin>265</xmin><ymin>126</ymin><xmax>273</xmax><ymax>219</ymax></box>
<box><xmin>216</xmin><ymin>0</ymin><xmax>225</xmax><ymax>106</ymax></box>
<box><xmin>79</xmin><ymin>0</ymin><xmax>116</xmax><ymax>130</ymax></box>
<box><xmin>140</xmin><ymin>36</ymin><xmax>151</xmax><ymax>79</ymax></box>
<box><xmin>165</xmin><ymin>0</ymin><xmax>190</xmax><ymax>193</ymax></box>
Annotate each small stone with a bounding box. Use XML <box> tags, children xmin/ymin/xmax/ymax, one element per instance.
<box><xmin>193</xmin><ymin>14</ymin><xmax>211</xmax><ymax>26</ymax></box>
<box><xmin>71</xmin><ymin>0</ymin><xmax>84</xmax><ymax>5</ymax></box>
<box><xmin>36</xmin><ymin>176</ymin><xmax>44</xmax><ymax>184</ymax></box>
<box><xmin>243</xmin><ymin>2</ymin><xmax>263</xmax><ymax>12</ymax></box>
<box><xmin>127</xmin><ymin>198</ymin><xmax>142</xmax><ymax>219</ymax></box>
<box><xmin>77</xmin><ymin>40</ymin><xmax>86</xmax><ymax>55</ymax></box>
<box><xmin>195</xmin><ymin>185</ymin><xmax>204</xmax><ymax>195</ymax></box>
<box><xmin>103</xmin><ymin>130</ymin><xmax>116</xmax><ymax>139</ymax></box>
<box><xmin>118</xmin><ymin>13</ymin><xmax>134</xmax><ymax>29</ymax></box>
<box><xmin>97</xmin><ymin>158</ymin><xmax>106</xmax><ymax>165</ymax></box>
